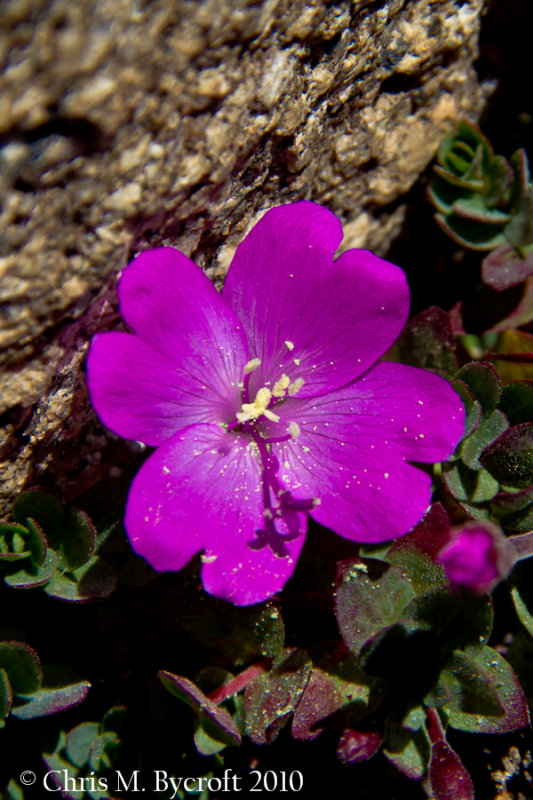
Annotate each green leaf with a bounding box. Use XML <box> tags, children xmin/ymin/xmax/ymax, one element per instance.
<box><xmin>403</xmin><ymin>589</ymin><xmax>493</xmax><ymax>653</ymax></box>
<box><xmin>44</xmin><ymin>556</ymin><xmax>116</xmax><ymax>602</ymax></box>
<box><xmin>0</xmin><ymin>523</ymin><xmax>32</xmax><ymax>562</ymax></box>
<box><xmin>335</xmin><ymin>559</ymin><xmax>416</xmax><ymax>656</ymax></box>
<box><xmin>194</xmin><ymin>720</ymin><xmax>228</xmax><ymax>756</ymax></box>
<box><xmin>12</xmin><ymin>490</ymin><xmax>65</xmax><ymax>544</ymax></box>
<box><xmin>88</xmin><ymin>731</ymin><xmax>120</xmax><ymax>772</ymax></box>
<box><xmin>456</xmin><ymin>362</ymin><xmax>502</xmax><ymax>413</ymax></box>
<box><xmin>0</xmin><ymin>641</ymin><xmax>42</xmax><ymax>696</ymax></box>
<box><xmin>25</xmin><ymin>519</ymin><xmax>47</xmax><ymax>566</ymax></box>
<box><xmin>158</xmin><ymin>671</ymin><xmax>241</xmax><ymax>747</ymax></box>
<box><xmin>486</xmin><ymin>155</ymin><xmax>513</xmax><ymax>207</ymax></box>
<box><xmin>481</xmin><ymin>423</ymin><xmax>533</xmax><ymax>488</ymax></box>
<box><xmin>383</xmin><ymin>720</ymin><xmax>431</xmax><ymax>780</ymax></box>
<box><xmin>435</xmin><ymin>213</ymin><xmax>507</xmax><ymax>251</ymax></box>
<box><xmin>442</xmin><ymin>461</ymin><xmax>498</xmax><ymax>511</ymax></box>
<box><xmin>60</xmin><ymin>510</ymin><xmax>96</xmax><ymax>570</ymax></box>
<box><xmin>443</xmin><ymin>647</ymin><xmax>529</xmax><ymax>733</ymax></box>
<box><xmin>4</xmin><ymin>548</ymin><xmax>59</xmax><ymax>589</ymax></box>
<box><xmin>459</xmin><ymin>410</ymin><xmax>508</xmax><ymax>470</ymax></box>
<box><xmin>510</xmin><ymin>560</ymin><xmax>533</xmax><ymax>637</ymax></box>
<box><xmin>65</xmin><ymin>721</ymin><xmax>99</xmax><ymax>767</ymax></box>
<box><xmin>506</xmin><ymin>630</ymin><xmax>533</xmax><ymax>708</ymax></box>
<box><xmin>506</xmin><ymin>185</ymin><xmax>533</xmax><ymax>248</ymax></box>
<box><xmin>12</xmin><ymin>677</ymin><xmax>91</xmax><ymax>719</ymax></box>
<box><xmin>5</xmin><ymin>780</ymin><xmax>25</xmax><ymax>800</ymax></box>
<box><xmin>245</xmin><ymin>648</ymin><xmax>311</xmax><ymax>745</ymax></box>
<box><xmin>451</xmin><ymin>196</ymin><xmax>510</xmax><ymax>225</ymax></box>
<box><xmin>0</xmin><ymin>667</ymin><xmax>13</xmax><ymax>719</ymax></box>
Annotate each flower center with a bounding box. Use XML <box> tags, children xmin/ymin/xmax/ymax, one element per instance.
<box><xmin>235</xmin><ymin>358</ymin><xmax>304</xmax><ymax>424</ymax></box>
<box><xmin>229</xmin><ymin>358</ymin><xmax>318</xmax><ymax>558</ymax></box>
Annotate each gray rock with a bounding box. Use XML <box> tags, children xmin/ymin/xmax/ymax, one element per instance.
<box><xmin>0</xmin><ymin>0</ymin><xmax>487</xmax><ymax>510</ymax></box>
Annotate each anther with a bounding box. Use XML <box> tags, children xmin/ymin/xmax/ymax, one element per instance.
<box><xmin>289</xmin><ymin>421</ymin><xmax>301</xmax><ymax>439</ymax></box>
<box><xmin>244</xmin><ymin>358</ymin><xmax>261</xmax><ymax>374</ymax></box>
<box><xmin>272</xmin><ymin>374</ymin><xmax>291</xmax><ymax>397</ymax></box>
<box><xmin>288</xmin><ymin>378</ymin><xmax>304</xmax><ymax>396</ymax></box>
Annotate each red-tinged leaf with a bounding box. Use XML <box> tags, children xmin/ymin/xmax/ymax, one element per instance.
<box><xmin>337</xmin><ymin>728</ymin><xmax>382</xmax><ymax>764</ymax></box>
<box><xmin>488</xmin><ymin>276</ymin><xmax>533</xmax><ymax>332</ymax></box>
<box><xmin>245</xmin><ymin>648</ymin><xmax>310</xmax><ymax>745</ymax></box>
<box><xmin>444</xmin><ymin>647</ymin><xmax>529</xmax><ymax>734</ymax></box>
<box><xmin>335</xmin><ymin>559</ymin><xmax>416</xmax><ymax>656</ymax></box>
<box><xmin>291</xmin><ymin>651</ymin><xmax>376</xmax><ymax>742</ymax></box>
<box><xmin>430</xmin><ymin>740</ymin><xmax>475</xmax><ymax>800</ymax></box>
<box><xmin>388</xmin><ymin>503</ymin><xmax>451</xmax><ymax>562</ymax></box>
<box><xmin>396</xmin><ymin>306</ymin><xmax>458</xmax><ymax>374</ymax></box>
<box><xmin>487</xmin><ymin>351</ymin><xmax>533</xmax><ymax>363</ymax></box>
<box><xmin>158</xmin><ymin>670</ymin><xmax>241</xmax><ymax>747</ymax></box>
<box><xmin>482</xmin><ymin>246</ymin><xmax>533</xmax><ymax>290</ymax></box>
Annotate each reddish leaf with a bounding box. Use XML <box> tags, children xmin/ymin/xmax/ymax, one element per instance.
<box><xmin>482</xmin><ymin>246</ymin><xmax>533</xmax><ymax>291</ymax></box>
<box><xmin>337</xmin><ymin>728</ymin><xmax>382</xmax><ymax>764</ymax></box>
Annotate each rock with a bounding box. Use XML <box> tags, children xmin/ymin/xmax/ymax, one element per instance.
<box><xmin>0</xmin><ymin>0</ymin><xmax>488</xmax><ymax>511</ymax></box>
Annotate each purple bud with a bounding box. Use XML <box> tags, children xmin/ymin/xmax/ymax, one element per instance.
<box><xmin>437</xmin><ymin>522</ymin><xmax>515</xmax><ymax>594</ymax></box>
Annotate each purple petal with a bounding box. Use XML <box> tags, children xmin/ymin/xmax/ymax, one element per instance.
<box><xmin>124</xmin><ymin>424</ymin><xmax>305</xmax><ymax>605</ymax></box>
<box><xmin>223</xmin><ymin>201</ymin><xmax>409</xmax><ymax>397</ymax></box>
<box><xmin>118</xmin><ymin>247</ymin><xmax>248</xmax><ymax>399</ymax></box>
<box><xmin>87</xmin><ymin>332</ymin><xmax>241</xmax><ymax>446</ymax></box>
<box><xmin>262</xmin><ymin>363</ymin><xmax>464</xmax><ymax>544</ymax></box>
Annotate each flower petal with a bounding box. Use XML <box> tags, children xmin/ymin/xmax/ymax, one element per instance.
<box><xmin>265</xmin><ymin>363</ymin><xmax>464</xmax><ymax>544</ymax></box>
<box><xmin>124</xmin><ymin>424</ymin><xmax>305</xmax><ymax>605</ymax></box>
<box><xmin>118</xmin><ymin>247</ymin><xmax>248</xmax><ymax>409</ymax></box>
<box><xmin>223</xmin><ymin>201</ymin><xmax>409</xmax><ymax>397</ymax></box>
<box><xmin>87</xmin><ymin>332</ymin><xmax>241</xmax><ymax>446</ymax></box>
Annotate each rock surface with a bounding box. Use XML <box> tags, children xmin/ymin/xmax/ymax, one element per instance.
<box><xmin>0</xmin><ymin>0</ymin><xmax>487</xmax><ymax>510</ymax></box>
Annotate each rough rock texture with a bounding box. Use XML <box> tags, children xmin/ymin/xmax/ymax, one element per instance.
<box><xmin>0</xmin><ymin>0</ymin><xmax>487</xmax><ymax>510</ymax></box>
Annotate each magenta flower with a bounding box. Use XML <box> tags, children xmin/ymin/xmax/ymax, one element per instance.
<box><xmin>87</xmin><ymin>202</ymin><xmax>465</xmax><ymax>605</ymax></box>
<box><xmin>437</xmin><ymin>522</ymin><xmax>514</xmax><ymax>594</ymax></box>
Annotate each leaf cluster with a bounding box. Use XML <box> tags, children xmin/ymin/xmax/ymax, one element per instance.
<box><xmin>428</xmin><ymin>121</ymin><xmax>533</xmax><ymax>291</ymax></box>
<box><xmin>0</xmin><ymin>490</ymin><xmax>116</xmax><ymax>602</ymax></box>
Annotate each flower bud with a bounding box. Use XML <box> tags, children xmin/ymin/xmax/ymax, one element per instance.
<box><xmin>436</xmin><ymin>521</ymin><xmax>515</xmax><ymax>594</ymax></box>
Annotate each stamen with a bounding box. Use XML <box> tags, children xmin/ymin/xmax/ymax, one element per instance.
<box><xmin>288</xmin><ymin>378</ymin><xmax>304</xmax><ymax>396</ymax></box>
<box><xmin>236</xmin><ymin>387</ymin><xmax>280</xmax><ymax>423</ymax></box>
<box><xmin>244</xmin><ymin>358</ymin><xmax>261</xmax><ymax>374</ymax></box>
<box><xmin>285</xmin><ymin>340</ymin><xmax>295</xmax><ymax>350</ymax></box>
<box><xmin>272</xmin><ymin>374</ymin><xmax>290</xmax><ymax>397</ymax></box>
